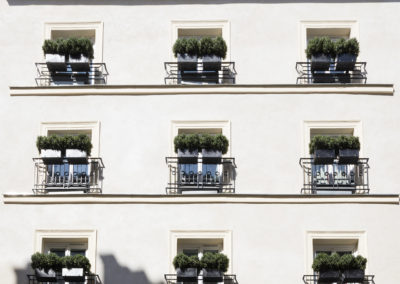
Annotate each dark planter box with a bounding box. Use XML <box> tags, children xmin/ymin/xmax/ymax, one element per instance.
<box><xmin>202</xmin><ymin>149</ymin><xmax>222</xmax><ymax>164</ymax></box>
<box><xmin>178</xmin><ymin>54</ymin><xmax>198</xmax><ymax>71</ymax></box>
<box><xmin>35</xmin><ymin>268</ymin><xmax>57</xmax><ymax>282</ymax></box>
<box><xmin>342</xmin><ymin>269</ymin><xmax>365</xmax><ymax>283</ymax></box>
<box><xmin>202</xmin><ymin>56</ymin><xmax>222</xmax><ymax>71</ymax></box>
<box><xmin>178</xmin><ymin>149</ymin><xmax>198</xmax><ymax>164</ymax></box>
<box><xmin>313</xmin><ymin>149</ymin><xmax>336</xmax><ymax>164</ymax></box>
<box><xmin>176</xmin><ymin>267</ymin><xmax>198</xmax><ymax>282</ymax></box>
<box><xmin>312</xmin><ymin>73</ymin><xmax>336</xmax><ymax>84</ymax></box>
<box><xmin>336</xmin><ymin>53</ymin><xmax>357</xmax><ymax>71</ymax></box>
<box><xmin>338</xmin><ymin>149</ymin><xmax>359</xmax><ymax>164</ymax></box>
<box><xmin>202</xmin><ymin>268</ymin><xmax>223</xmax><ymax>282</ymax></box>
<box><xmin>311</xmin><ymin>54</ymin><xmax>332</xmax><ymax>71</ymax></box>
<box><xmin>318</xmin><ymin>270</ymin><xmax>341</xmax><ymax>283</ymax></box>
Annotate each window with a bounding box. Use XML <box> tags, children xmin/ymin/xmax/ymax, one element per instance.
<box><xmin>44</xmin><ymin>22</ymin><xmax>103</xmax><ymax>62</ymax></box>
<box><xmin>171</xmin><ymin>21</ymin><xmax>230</xmax><ymax>60</ymax></box>
<box><xmin>35</xmin><ymin>230</ymin><xmax>97</xmax><ymax>271</ymax></box>
<box><xmin>299</xmin><ymin>21</ymin><xmax>359</xmax><ymax>61</ymax></box>
<box><xmin>170</xmin><ymin>231</ymin><xmax>232</xmax><ymax>273</ymax></box>
<box><xmin>314</xmin><ymin>239</ymin><xmax>358</xmax><ymax>258</ymax></box>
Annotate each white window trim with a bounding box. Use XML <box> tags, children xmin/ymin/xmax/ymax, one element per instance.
<box><xmin>303</xmin><ymin>120</ymin><xmax>363</xmax><ymax>157</ymax></box>
<box><xmin>299</xmin><ymin>21</ymin><xmax>359</xmax><ymax>61</ymax></box>
<box><xmin>171</xmin><ymin>20</ymin><xmax>231</xmax><ymax>61</ymax></box>
<box><xmin>171</xmin><ymin>120</ymin><xmax>231</xmax><ymax>156</ymax></box>
<box><xmin>40</xmin><ymin>121</ymin><xmax>101</xmax><ymax>157</ymax></box>
<box><xmin>169</xmin><ymin>230</ymin><xmax>232</xmax><ymax>274</ymax></box>
<box><xmin>44</xmin><ymin>22</ymin><xmax>104</xmax><ymax>62</ymax></box>
<box><xmin>35</xmin><ymin>230</ymin><xmax>97</xmax><ymax>272</ymax></box>
<box><xmin>305</xmin><ymin>231</ymin><xmax>367</xmax><ymax>275</ymax></box>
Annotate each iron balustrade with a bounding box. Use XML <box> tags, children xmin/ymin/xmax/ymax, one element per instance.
<box><xmin>166</xmin><ymin>157</ymin><xmax>236</xmax><ymax>194</ymax></box>
<box><xmin>296</xmin><ymin>62</ymin><xmax>367</xmax><ymax>84</ymax></box>
<box><xmin>299</xmin><ymin>158</ymin><xmax>369</xmax><ymax>194</ymax></box>
<box><xmin>35</xmin><ymin>62</ymin><xmax>109</xmax><ymax>86</ymax></box>
<box><xmin>164</xmin><ymin>62</ymin><xmax>237</xmax><ymax>85</ymax></box>
<box><xmin>303</xmin><ymin>274</ymin><xmax>375</xmax><ymax>284</ymax></box>
<box><xmin>27</xmin><ymin>273</ymin><xmax>102</xmax><ymax>283</ymax></box>
<box><xmin>33</xmin><ymin>157</ymin><xmax>105</xmax><ymax>194</ymax></box>
<box><xmin>164</xmin><ymin>274</ymin><xmax>239</xmax><ymax>284</ymax></box>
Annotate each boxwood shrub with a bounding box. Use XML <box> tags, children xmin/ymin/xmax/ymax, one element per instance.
<box><xmin>200</xmin><ymin>134</ymin><xmax>229</xmax><ymax>154</ymax></box>
<box><xmin>200</xmin><ymin>37</ymin><xmax>227</xmax><ymax>59</ymax></box>
<box><xmin>337</xmin><ymin>135</ymin><xmax>360</xmax><ymax>151</ymax></box>
<box><xmin>42</xmin><ymin>38</ymin><xmax>94</xmax><ymax>59</ymax></box>
<box><xmin>174</xmin><ymin>134</ymin><xmax>201</xmax><ymax>153</ymax></box>
<box><xmin>63</xmin><ymin>254</ymin><xmax>91</xmax><ymax>273</ymax></box>
<box><xmin>36</xmin><ymin>135</ymin><xmax>63</xmax><ymax>153</ymax></box>
<box><xmin>31</xmin><ymin>252</ymin><xmax>63</xmax><ymax>273</ymax></box>
<box><xmin>306</xmin><ymin>36</ymin><xmax>336</xmax><ymax>59</ymax></box>
<box><xmin>339</xmin><ymin>254</ymin><xmax>367</xmax><ymax>271</ymax></box>
<box><xmin>200</xmin><ymin>252</ymin><xmax>229</xmax><ymax>272</ymax></box>
<box><xmin>312</xmin><ymin>252</ymin><xmax>340</xmax><ymax>272</ymax></box>
<box><xmin>173</xmin><ymin>38</ymin><xmax>200</xmax><ymax>57</ymax></box>
<box><xmin>335</xmin><ymin>38</ymin><xmax>360</xmax><ymax>57</ymax></box>
<box><xmin>173</xmin><ymin>253</ymin><xmax>201</xmax><ymax>270</ymax></box>
<box><xmin>36</xmin><ymin>135</ymin><xmax>93</xmax><ymax>156</ymax></box>
<box><xmin>309</xmin><ymin>135</ymin><xmax>360</xmax><ymax>154</ymax></box>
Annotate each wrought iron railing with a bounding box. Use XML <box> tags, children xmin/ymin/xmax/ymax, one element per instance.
<box><xmin>27</xmin><ymin>273</ymin><xmax>102</xmax><ymax>283</ymax></box>
<box><xmin>164</xmin><ymin>62</ymin><xmax>236</xmax><ymax>84</ymax></box>
<box><xmin>299</xmin><ymin>158</ymin><xmax>369</xmax><ymax>194</ymax></box>
<box><xmin>303</xmin><ymin>274</ymin><xmax>375</xmax><ymax>284</ymax></box>
<box><xmin>296</xmin><ymin>62</ymin><xmax>367</xmax><ymax>84</ymax></box>
<box><xmin>164</xmin><ymin>274</ymin><xmax>238</xmax><ymax>284</ymax></box>
<box><xmin>35</xmin><ymin>62</ymin><xmax>109</xmax><ymax>86</ymax></box>
<box><xmin>166</xmin><ymin>157</ymin><xmax>236</xmax><ymax>194</ymax></box>
<box><xmin>33</xmin><ymin>157</ymin><xmax>104</xmax><ymax>194</ymax></box>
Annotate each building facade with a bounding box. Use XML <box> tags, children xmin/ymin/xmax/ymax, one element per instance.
<box><xmin>0</xmin><ymin>0</ymin><xmax>399</xmax><ymax>283</ymax></box>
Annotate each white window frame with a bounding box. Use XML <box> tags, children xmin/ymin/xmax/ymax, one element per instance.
<box><xmin>44</xmin><ymin>22</ymin><xmax>104</xmax><ymax>62</ymax></box>
<box><xmin>305</xmin><ymin>231</ymin><xmax>367</xmax><ymax>275</ymax></box>
<box><xmin>169</xmin><ymin>230</ymin><xmax>232</xmax><ymax>273</ymax></box>
<box><xmin>171</xmin><ymin>20</ymin><xmax>231</xmax><ymax>61</ymax></box>
<box><xmin>302</xmin><ymin>120</ymin><xmax>363</xmax><ymax>157</ymax></box>
<box><xmin>170</xmin><ymin>120</ymin><xmax>231</xmax><ymax>156</ymax></box>
<box><xmin>35</xmin><ymin>230</ymin><xmax>97</xmax><ymax>272</ymax></box>
<box><xmin>299</xmin><ymin>21</ymin><xmax>359</xmax><ymax>61</ymax></box>
<box><xmin>40</xmin><ymin>121</ymin><xmax>101</xmax><ymax>157</ymax></box>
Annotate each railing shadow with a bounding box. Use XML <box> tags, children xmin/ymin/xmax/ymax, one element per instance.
<box><xmin>14</xmin><ymin>263</ymin><xmax>30</xmax><ymax>284</ymax></box>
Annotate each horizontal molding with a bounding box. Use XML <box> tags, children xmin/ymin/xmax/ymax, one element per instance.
<box><xmin>9</xmin><ymin>84</ymin><xmax>394</xmax><ymax>96</ymax></box>
<box><xmin>2</xmin><ymin>193</ymin><xmax>399</xmax><ymax>205</ymax></box>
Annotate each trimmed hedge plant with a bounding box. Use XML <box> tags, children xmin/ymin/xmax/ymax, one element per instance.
<box><xmin>339</xmin><ymin>254</ymin><xmax>367</xmax><ymax>271</ymax></box>
<box><xmin>200</xmin><ymin>134</ymin><xmax>229</xmax><ymax>154</ymax></box>
<box><xmin>36</xmin><ymin>134</ymin><xmax>93</xmax><ymax>156</ymax></box>
<box><xmin>200</xmin><ymin>252</ymin><xmax>229</xmax><ymax>272</ymax></box>
<box><xmin>335</xmin><ymin>38</ymin><xmax>360</xmax><ymax>57</ymax></box>
<box><xmin>42</xmin><ymin>38</ymin><xmax>94</xmax><ymax>59</ymax></box>
<box><xmin>31</xmin><ymin>252</ymin><xmax>63</xmax><ymax>273</ymax></box>
<box><xmin>63</xmin><ymin>254</ymin><xmax>91</xmax><ymax>273</ymax></box>
<box><xmin>309</xmin><ymin>135</ymin><xmax>360</xmax><ymax>155</ymax></box>
<box><xmin>312</xmin><ymin>252</ymin><xmax>341</xmax><ymax>272</ymax></box>
<box><xmin>173</xmin><ymin>37</ymin><xmax>227</xmax><ymax>58</ymax></box>
<box><xmin>173</xmin><ymin>38</ymin><xmax>200</xmax><ymax>57</ymax></box>
<box><xmin>306</xmin><ymin>36</ymin><xmax>336</xmax><ymax>59</ymax></box>
<box><xmin>174</xmin><ymin>134</ymin><xmax>201</xmax><ymax>153</ymax></box>
<box><xmin>173</xmin><ymin>253</ymin><xmax>201</xmax><ymax>271</ymax></box>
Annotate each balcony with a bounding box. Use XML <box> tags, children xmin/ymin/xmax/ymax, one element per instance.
<box><xmin>300</xmin><ymin>158</ymin><xmax>369</xmax><ymax>194</ymax></box>
<box><xmin>296</xmin><ymin>61</ymin><xmax>367</xmax><ymax>84</ymax></box>
<box><xmin>164</xmin><ymin>274</ymin><xmax>238</xmax><ymax>284</ymax></box>
<box><xmin>27</xmin><ymin>274</ymin><xmax>102</xmax><ymax>283</ymax></box>
<box><xmin>166</xmin><ymin>157</ymin><xmax>236</xmax><ymax>194</ymax></box>
<box><xmin>164</xmin><ymin>61</ymin><xmax>236</xmax><ymax>84</ymax></box>
<box><xmin>33</xmin><ymin>157</ymin><xmax>104</xmax><ymax>194</ymax></box>
<box><xmin>35</xmin><ymin>62</ymin><xmax>108</xmax><ymax>86</ymax></box>
<box><xmin>303</xmin><ymin>274</ymin><xmax>375</xmax><ymax>284</ymax></box>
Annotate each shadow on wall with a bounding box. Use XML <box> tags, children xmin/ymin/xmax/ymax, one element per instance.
<box><xmin>101</xmin><ymin>254</ymin><xmax>164</xmax><ymax>284</ymax></box>
<box><xmin>6</xmin><ymin>0</ymin><xmax>398</xmax><ymax>6</ymax></box>
<box><xmin>14</xmin><ymin>264</ymin><xmax>30</xmax><ymax>284</ymax></box>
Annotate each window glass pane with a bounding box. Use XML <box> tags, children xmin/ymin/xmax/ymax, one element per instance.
<box><xmin>183</xmin><ymin>249</ymin><xmax>199</xmax><ymax>257</ymax></box>
<box><xmin>203</xmin><ymin>249</ymin><xmax>219</xmax><ymax>254</ymax></box>
<box><xmin>71</xmin><ymin>249</ymin><xmax>86</xmax><ymax>256</ymax></box>
<box><xmin>50</xmin><ymin>249</ymin><xmax>66</xmax><ymax>257</ymax></box>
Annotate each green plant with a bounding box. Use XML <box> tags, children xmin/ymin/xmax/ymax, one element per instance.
<box><xmin>42</xmin><ymin>40</ymin><xmax>59</xmax><ymax>55</ymax></box>
<box><xmin>185</xmin><ymin>38</ymin><xmax>200</xmax><ymax>56</ymax></box>
<box><xmin>173</xmin><ymin>253</ymin><xmax>201</xmax><ymax>270</ymax></box>
<box><xmin>63</xmin><ymin>254</ymin><xmax>91</xmax><ymax>273</ymax></box>
<box><xmin>199</xmin><ymin>37</ymin><xmax>214</xmax><ymax>57</ymax></box>
<box><xmin>339</xmin><ymin>254</ymin><xmax>367</xmax><ymax>271</ymax></box>
<box><xmin>200</xmin><ymin>252</ymin><xmax>229</xmax><ymax>272</ymax></box>
<box><xmin>174</xmin><ymin>134</ymin><xmax>201</xmax><ymax>153</ymax></box>
<box><xmin>172</xmin><ymin>38</ymin><xmax>200</xmax><ymax>57</ymax></box>
<box><xmin>200</xmin><ymin>134</ymin><xmax>229</xmax><ymax>154</ymax></box>
<box><xmin>335</xmin><ymin>38</ymin><xmax>360</xmax><ymax>57</ymax></box>
<box><xmin>63</xmin><ymin>134</ymin><xmax>93</xmax><ymax>155</ymax></box>
<box><xmin>31</xmin><ymin>252</ymin><xmax>63</xmax><ymax>273</ymax></box>
<box><xmin>213</xmin><ymin>37</ymin><xmax>227</xmax><ymax>59</ymax></box>
<box><xmin>67</xmin><ymin>37</ymin><xmax>94</xmax><ymax>59</ymax></box>
<box><xmin>312</xmin><ymin>253</ymin><xmax>341</xmax><ymax>272</ymax></box>
<box><xmin>337</xmin><ymin>135</ymin><xmax>361</xmax><ymax>150</ymax></box>
<box><xmin>36</xmin><ymin>135</ymin><xmax>63</xmax><ymax>153</ymax></box>
<box><xmin>309</xmin><ymin>135</ymin><xmax>336</xmax><ymax>154</ymax></box>
<box><xmin>306</xmin><ymin>37</ymin><xmax>336</xmax><ymax>59</ymax></box>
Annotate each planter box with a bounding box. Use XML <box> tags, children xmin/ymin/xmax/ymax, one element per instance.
<box><xmin>62</xmin><ymin>268</ymin><xmax>85</xmax><ymax>282</ymax></box>
<box><xmin>176</xmin><ymin>267</ymin><xmax>198</xmax><ymax>282</ymax></box>
<box><xmin>178</xmin><ymin>54</ymin><xmax>198</xmax><ymax>71</ymax></box>
<box><xmin>45</xmin><ymin>54</ymin><xmax>67</xmax><ymax>72</ymax></box>
<box><xmin>338</xmin><ymin>149</ymin><xmax>360</xmax><ymax>164</ymax></box>
<box><xmin>66</xmin><ymin>149</ymin><xmax>88</xmax><ymax>164</ymax></box>
<box><xmin>202</xmin><ymin>149</ymin><xmax>222</xmax><ymax>164</ymax></box>
<box><xmin>342</xmin><ymin>269</ymin><xmax>365</xmax><ymax>283</ymax></box>
<box><xmin>202</xmin><ymin>268</ymin><xmax>223</xmax><ymax>282</ymax></box>
<box><xmin>35</xmin><ymin>268</ymin><xmax>57</xmax><ymax>282</ymax></box>
<box><xmin>336</xmin><ymin>53</ymin><xmax>357</xmax><ymax>71</ymax></box>
<box><xmin>46</xmin><ymin>54</ymin><xmax>65</xmax><ymax>63</ymax></box>
<box><xmin>313</xmin><ymin>149</ymin><xmax>336</xmax><ymax>164</ymax></box>
<box><xmin>178</xmin><ymin>149</ymin><xmax>198</xmax><ymax>164</ymax></box>
<box><xmin>69</xmin><ymin>55</ymin><xmax>91</xmax><ymax>72</ymax></box>
<box><xmin>318</xmin><ymin>270</ymin><xmax>341</xmax><ymax>283</ymax></box>
<box><xmin>202</xmin><ymin>55</ymin><xmax>222</xmax><ymax>71</ymax></box>
<box><xmin>40</xmin><ymin>149</ymin><xmax>63</xmax><ymax>164</ymax></box>
<box><xmin>311</xmin><ymin>54</ymin><xmax>332</xmax><ymax>71</ymax></box>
